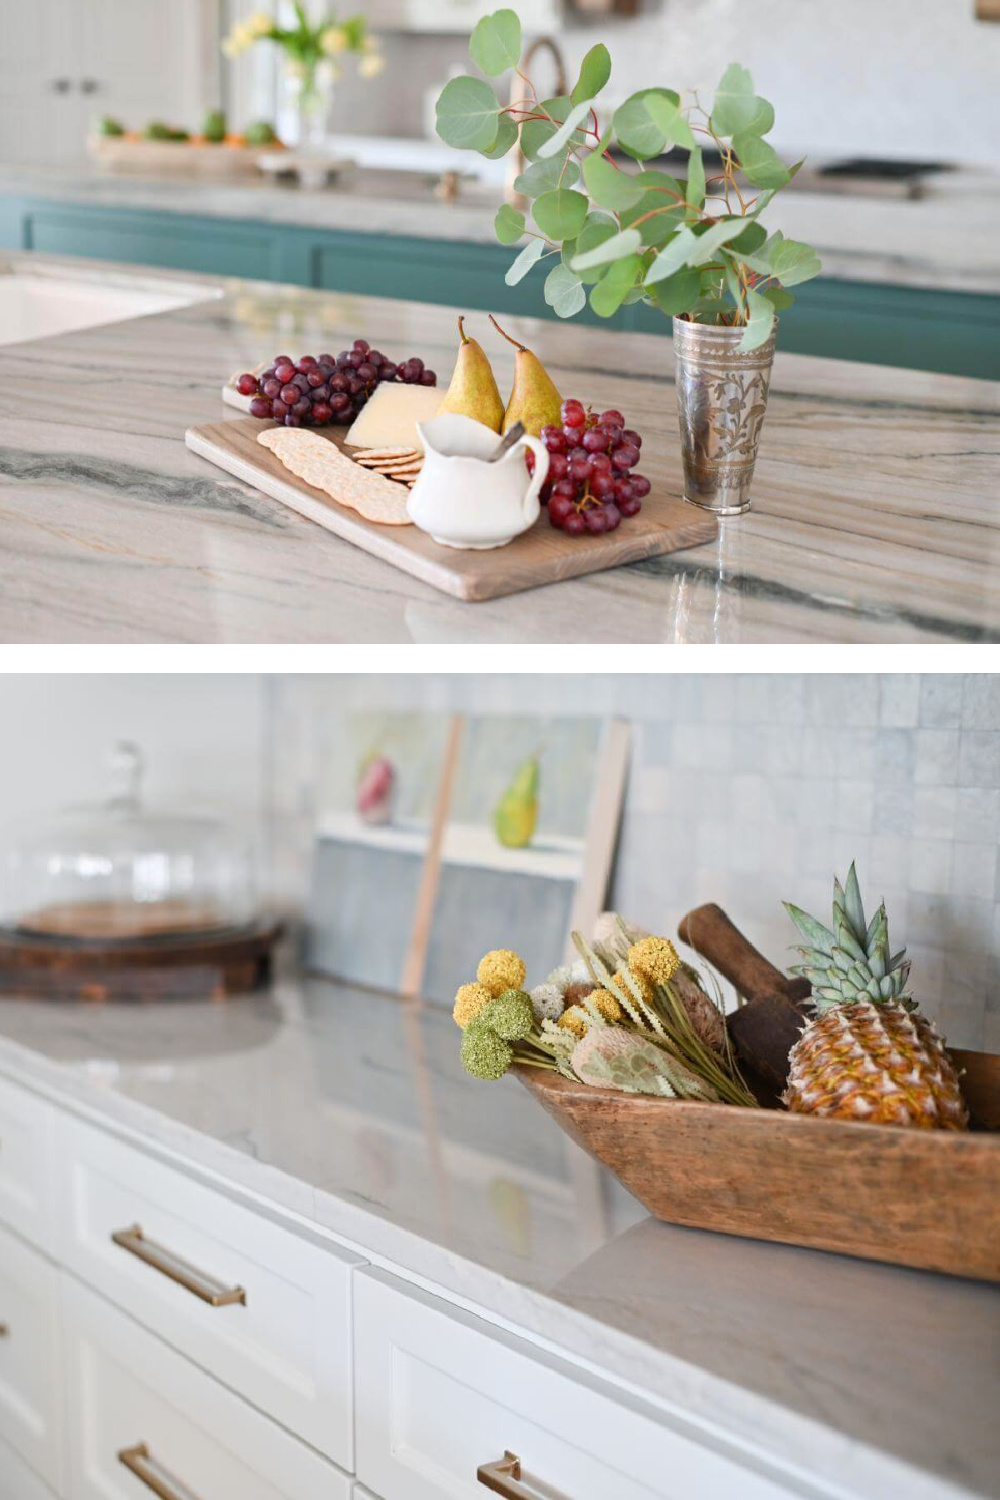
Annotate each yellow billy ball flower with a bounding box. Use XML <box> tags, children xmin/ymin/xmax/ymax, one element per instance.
<box><xmin>557</xmin><ymin>1005</ymin><xmax>589</xmax><ymax>1039</ymax></box>
<box><xmin>359</xmin><ymin>52</ymin><xmax>385</xmax><ymax>79</ymax></box>
<box><xmin>628</xmin><ymin>936</ymin><xmax>682</xmax><ymax>987</ymax></box>
<box><xmin>585</xmin><ymin>989</ymin><xmax>623</xmax><ymax>1023</ymax></box>
<box><xmin>477</xmin><ymin>949</ymin><xmax>526</xmax><ymax>998</ymax></box>
<box><xmin>453</xmin><ymin>981</ymin><xmax>492</xmax><ymax>1030</ymax></box>
<box><xmin>610</xmin><ymin>968</ymin><xmax>653</xmax><ymax>1010</ymax></box>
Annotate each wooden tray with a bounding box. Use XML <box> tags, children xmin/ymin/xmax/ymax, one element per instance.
<box><xmin>88</xmin><ymin>136</ymin><xmax>277</xmax><ymax>179</ymax></box>
<box><xmin>0</xmin><ymin>920</ymin><xmax>282</xmax><ymax>1002</ymax></box>
<box><xmin>185</xmin><ymin>417</ymin><xmax>717</xmax><ymax>603</ymax></box>
<box><xmin>518</xmin><ymin>1051</ymin><xmax>1000</xmax><ymax>1282</ymax></box>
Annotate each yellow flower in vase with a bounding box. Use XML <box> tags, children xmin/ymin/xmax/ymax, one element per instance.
<box><xmin>320</xmin><ymin>25</ymin><xmax>349</xmax><ymax>56</ymax></box>
<box><xmin>359</xmin><ymin>50</ymin><xmax>386</xmax><ymax>80</ymax></box>
<box><xmin>245</xmin><ymin>12</ymin><xmax>274</xmax><ymax>40</ymax></box>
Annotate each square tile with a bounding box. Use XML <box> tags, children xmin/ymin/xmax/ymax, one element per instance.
<box><xmin>908</xmin><ymin>839</ymin><xmax>953</xmax><ymax>895</ymax></box>
<box><xmin>836</xmin><ymin>780</ymin><xmax>874</xmax><ymax>832</ymax></box>
<box><xmin>879</xmin><ymin>675</ymin><xmax>920</xmax><ymax>727</ymax></box>
<box><xmin>952</xmin><ymin>845</ymin><xmax>997</xmax><ymax>902</ymax></box>
<box><xmin>914</xmin><ymin>729</ymin><xmax>960</xmax><ymax>786</ymax></box>
<box><xmin>918</xmin><ymin>675</ymin><xmax>964</xmax><ymax>728</ymax></box>
<box><xmin>912</xmin><ymin>785</ymin><xmax>958</xmax><ymax>838</ymax></box>
<box><xmin>958</xmin><ymin>731</ymin><xmax>1000</xmax><ymax>788</ymax></box>
<box><xmin>875</xmin><ymin>729</ymin><xmax>915</xmax><ymax>784</ymax></box>
<box><xmin>962</xmin><ymin>675</ymin><xmax>1000</xmax><ymax>730</ymax></box>
<box><xmin>954</xmin><ymin>787</ymin><xmax>1000</xmax><ymax>844</ymax></box>
<box><xmin>873</xmin><ymin>782</ymin><xmax>914</xmax><ymax>833</ymax></box>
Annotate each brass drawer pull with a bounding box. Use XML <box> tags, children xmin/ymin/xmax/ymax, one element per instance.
<box><xmin>111</xmin><ymin>1225</ymin><xmax>246</xmax><ymax>1308</ymax></box>
<box><xmin>0</xmin><ymin>1322</ymin><xmax>8</xmax><ymax>1337</ymax></box>
<box><xmin>118</xmin><ymin>1443</ymin><xmax>203</xmax><ymax>1500</ymax></box>
<box><xmin>478</xmin><ymin>1451</ymin><xmax>543</xmax><ymax>1498</ymax></box>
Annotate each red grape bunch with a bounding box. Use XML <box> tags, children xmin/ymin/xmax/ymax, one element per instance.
<box><xmin>536</xmin><ymin>400</ymin><xmax>650</xmax><ymax>535</ymax></box>
<box><xmin>236</xmin><ymin>340</ymin><xmax>437</xmax><ymax>428</ymax></box>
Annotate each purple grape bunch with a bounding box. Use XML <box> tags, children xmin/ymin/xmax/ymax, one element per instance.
<box><xmin>237</xmin><ymin>339</ymin><xmax>437</xmax><ymax>428</ymax></box>
<box><xmin>535</xmin><ymin>399</ymin><xmax>650</xmax><ymax>536</ymax></box>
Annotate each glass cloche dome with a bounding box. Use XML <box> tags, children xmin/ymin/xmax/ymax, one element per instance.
<box><xmin>1</xmin><ymin>743</ymin><xmax>258</xmax><ymax>940</ymax></box>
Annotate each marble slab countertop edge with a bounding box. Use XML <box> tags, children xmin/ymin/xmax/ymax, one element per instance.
<box><xmin>0</xmin><ymin>1030</ymin><xmax>984</xmax><ymax>1500</ymax></box>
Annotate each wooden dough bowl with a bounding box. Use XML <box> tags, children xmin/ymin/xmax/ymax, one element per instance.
<box><xmin>518</xmin><ymin>1051</ymin><xmax>1000</xmax><ymax>1283</ymax></box>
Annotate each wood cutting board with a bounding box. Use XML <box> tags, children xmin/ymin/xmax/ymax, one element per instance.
<box><xmin>185</xmin><ymin>416</ymin><xmax>717</xmax><ymax>603</ymax></box>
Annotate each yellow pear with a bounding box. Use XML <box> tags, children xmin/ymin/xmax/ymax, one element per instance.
<box><xmin>489</xmin><ymin>315</ymin><xmax>562</xmax><ymax>437</ymax></box>
<box><xmin>437</xmin><ymin>316</ymin><xmax>505</xmax><ymax>432</ymax></box>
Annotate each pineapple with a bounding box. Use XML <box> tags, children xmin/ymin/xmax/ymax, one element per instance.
<box><xmin>783</xmin><ymin>865</ymin><xmax>968</xmax><ymax>1131</ymax></box>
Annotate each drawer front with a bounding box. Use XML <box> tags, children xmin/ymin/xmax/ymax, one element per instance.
<box><xmin>355</xmin><ymin>1270</ymin><xmax>806</xmax><ymax>1500</ymax></box>
<box><xmin>0</xmin><ymin>1432</ymin><xmax>58</xmax><ymax>1500</ymax></box>
<box><xmin>57</xmin><ymin>1116</ymin><xmax>360</xmax><ymax>1469</ymax></box>
<box><xmin>0</xmin><ymin>1220</ymin><xmax>61</xmax><ymax>1492</ymax></box>
<box><xmin>0</xmin><ymin>1077</ymin><xmax>54</xmax><ymax>1251</ymax></box>
<box><xmin>63</xmin><ymin>1276</ymin><xmax>350</xmax><ymax>1500</ymax></box>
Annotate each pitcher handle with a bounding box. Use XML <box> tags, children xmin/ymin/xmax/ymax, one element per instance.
<box><xmin>519</xmin><ymin>436</ymin><xmax>549</xmax><ymax>523</ymax></box>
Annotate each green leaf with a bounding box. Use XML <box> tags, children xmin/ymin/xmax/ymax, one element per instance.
<box><xmin>645</xmin><ymin>226</ymin><xmax>697</xmax><ymax>284</ymax></box>
<box><xmin>570</xmin><ymin>226</ymin><xmax>643</xmax><ymax>272</ymax></box>
<box><xmin>724</xmin><ymin>260</ymin><xmax>745</xmax><ymax>314</ymax></box>
<box><xmin>436</xmin><ymin>76</ymin><xmax>501</xmax><ymax>151</ymax></box>
<box><xmin>644</xmin><ymin>93</ymin><xmax>696</xmax><ymax>150</ymax></box>
<box><xmin>583</xmin><ymin>151</ymin><xmax>645</xmax><ymax>212</ymax></box>
<box><xmin>726</xmin><ymin>221</ymin><xmax>766</xmax><ymax>256</ymax></box>
<box><xmin>745</xmin><ymin>95</ymin><xmax>775</xmax><ymax>137</ymax></box>
<box><xmin>479</xmin><ymin>112</ymin><xmax>518</xmax><ymax>160</ymax></box>
<box><xmin>590</xmin><ymin>254</ymin><xmax>642</xmax><ymax>318</ymax></box>
<box><xmin>710</xmin><ymin>63</ymin><xmax>758</xmax><ymax>136</ymax></box>
<box><xmin>564</xmin><ymin>212</ymin><xmax>617</xmax><ymax>282</ymax></box>
<box><xmin>738</xmin><ymin>291</ymin><xmax>774</xmax><ymax>351</ymax></box>
<box><xmin>469</xmin><ymin>9</ymin><xmax>522</xmax><ymax>76</ymax></box>
<box><xmin>645</xmin><ymin>266</ymin><xmax>700</xmax><ymax>315</ymax></box>
<box><xmin>619</xmin><ymin>171</ymin><xmax>686</xmax><ymax>245</ymax></box>
<box><xmin>762</xmin><ymin>285</ymin><xmax>795</xmax><ymax>310</ymax></box>
<box><xmin>544</xmin><ymin>264</ymin><xmax>587</xmax><ymax>318</ymax></box>
<box><xmin>505</xmin><ymin>237</ymin><xmax>548</xmax><ymax>285</ymax></box>
<box><xmin>513</xmin><ymin>156</ymin><xmax>579</xmax><ymax>197</ymax></box>
<box><xmin>521</xmin><ymin>96</ymin><xmax>571</xmax><ymax>161</ymax></box>
<box><xmin>768</xmin><ymin>238</ymin><xmax>822</xmax><ymax>286</ymax></box>
<box><xmin>733</xmin><ymin>133</ymin><xmax>791</xmax><ymax>189</ymax></box>
<box><xmin>533</xmin><ymin>188</ymin><xmax>589</xmax><ymax>239</ymax></box>
<box><xmin>571</xmin><ymin>44</ymin><xmax>611</xmax><ymax>106</ymax></box>
<box><xmin>689</xmin><ymin>217</ymin><xmax>747</xmax><ymax>265</ymax></box>
<box><xmin>494</xmin><ymin>203</ymin><xmax>526</xmax><ymax>245</ymax></box>
<box><xmin>537</xmin><ymin>97</ymin><xmax>594</xmax><ymax>159</ymax></box>
<box><xmin>685</xmin><ymin>147</ymin><xmax>705</xmax><ymax>212</ymax></box>
<box><xmin>613</xmin><ymin>88</ymin><xmax>680</xmax><ymax>160</ymax></box>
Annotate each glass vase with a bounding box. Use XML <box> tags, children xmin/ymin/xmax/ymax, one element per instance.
<box><xmin>286</xmin><ymin>62</ymin><xmax>333</xmax><ymax>155</ymax></box>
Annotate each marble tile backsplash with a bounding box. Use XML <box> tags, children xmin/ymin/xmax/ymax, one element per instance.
<box><xmin>266</xmin><ymin>675</ymin><xmax>1000</xmax><ymax>1051</ymax></box>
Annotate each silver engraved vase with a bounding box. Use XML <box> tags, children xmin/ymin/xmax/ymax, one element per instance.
<box><xmin>672</xmin><ymin>316</ymin><xmax>778</xmax><ymax>515</ymax></box>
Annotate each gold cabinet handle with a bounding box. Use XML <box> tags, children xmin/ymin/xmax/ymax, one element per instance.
<box><xmin>478</xmin><ymin>1452</ymin><xmax>537</xmax><ymax>1497</ymax></box>
<box><xmin>118</xmin><ymin>1443</ymin><xmax>203</xmax><ymax>1500</ymax></box>
<box><xmin>111</xmin><ymin>1225</ymin><xmax>246</xmax><ymax>1308</ymax></box>
<box><xmin>0</xmin><ymin>1322</ymin><xmax>8</xmax><ymax>1337</ymax></box>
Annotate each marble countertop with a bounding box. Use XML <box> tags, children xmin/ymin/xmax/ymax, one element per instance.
<box><xmin>0</xmin><ymin>976</ymin><xmax>996</xmax><ymax>1500</ymax></box>
<box><xmin>2</xmin><ymin>252</ymin><xmax>998</xmax><ymax>646</ymax></box>
<box><xmin>2</xmin><ymin>161</ymin><xmax>998</xmax><ymax>296</ymax></box>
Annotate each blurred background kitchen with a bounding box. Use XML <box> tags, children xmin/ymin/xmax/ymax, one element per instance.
<box><xmin>2</xmin><ymin>672</ymin><xmax>998</xmax><ymax>1051</ymax></box>
<box><xmin>1</xmin><ymin>0</ymin><xmax>997</xmax><ymax>376</ymax></box>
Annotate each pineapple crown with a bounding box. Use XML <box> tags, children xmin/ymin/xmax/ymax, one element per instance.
<box><xmin>784</xmin><ymin>863</ymin><xmax>914</xmax><ymax>1014</ymax></box>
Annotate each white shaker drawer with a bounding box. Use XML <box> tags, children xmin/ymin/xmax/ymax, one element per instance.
<box><xmin>0</xmin><ymin>1077</ymin><xmax>55</xmax><ymax>1251</ymax></box>
<box><xmin>0</xmin><ymin>1221</ymin><xmax>62</xmax><ymax>1493</ymax></box>
<box><xmin>57</xmin><ymin>1116</ymin><xmax>361</xmax><ymax>1469</ymax></box>
<box><xmin>355</xmin><ymin>1270</ymin><xmax>805</xmax><ymax>1500</ymax></box>
<box><xmin>0</xmin><ymin>1431</ymin><xmax>58</xmax><ymax>1500</ymax></box>
<box><xmin>63</xmin><ymin>1276</ymin><xmax>351</xmax><ymax>1500</ymax></box>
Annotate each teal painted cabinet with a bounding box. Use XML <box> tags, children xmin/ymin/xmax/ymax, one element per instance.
<box><xmin>2</xmin><ymin>193</ymin><xmax>997</xmax><ymax>379</ymax></box>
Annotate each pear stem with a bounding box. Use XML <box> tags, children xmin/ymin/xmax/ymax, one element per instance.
<box><xmin>489</xmin><ymin>313</ymin><xmax>526</xmax><ymax>353</ymax></box>
<box><xmin>457</xmin><ymin>315</ymin><xmax>469</xmax><ymax>345</ymax></box>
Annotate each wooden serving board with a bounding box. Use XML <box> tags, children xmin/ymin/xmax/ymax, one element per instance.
<box><xmin>185</xmin><ymin>417</ymin><xmax>717</xmax><ymax>603</ymax></box>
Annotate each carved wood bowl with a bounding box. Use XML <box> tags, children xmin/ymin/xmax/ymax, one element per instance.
<box><xmin>516</xmin><ymin>1051</ymin><xmax>1000</xmax><ymax>1284</ymax></box>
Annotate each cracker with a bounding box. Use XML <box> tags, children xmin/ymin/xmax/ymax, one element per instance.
<box><xmin>258</xmin><ymin>428</ymin><xmax>411</xmax><ymax>526</ymax></box>
<box><xmin>353</xmin><ymin>446</ymin><xmax>421</xmax><ymax>462</ymax></box>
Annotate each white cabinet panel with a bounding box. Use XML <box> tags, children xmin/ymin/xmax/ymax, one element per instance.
<box><xmin>0</xmin><ymin>1077</ymin><xmax>55</xmax><ymax>1252</ymax></box>
<box><xmin>0</xmin><ymin>1221</ymin><xmax>62</xmax><ymax>1493</ymax></box>
<box><xmin>0</xmin><ymin>1431</ymin><xmax>58</xmax><ymax>1500</ymax></box>
<box><xmin>355</xmin><ymin>1269</ymin><xmax>807</xmax><ymax>1500</ymax></box>
<box><xmin>57</xmin><ymin>1116</ymin><xmax>360</xmax><ymax>1470</ymax></box>
<box><xmin>62</xmin><ymin>1276</ymin><xmax>351</xmax><ymax>1500</ymax></box>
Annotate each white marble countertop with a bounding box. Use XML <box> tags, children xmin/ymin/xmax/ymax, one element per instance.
<box><xmin>2</xmin><ymin>252</ymin><xmax>998</xmax><ymax>646</ymax></box>
<box><xmin>0</xmin><ymin>976</ymin><xmax>996</xmax><ymax>1500</ymax></box>
<box><xmin>1</xmin><ymin>162</ymin><xmax>998</xmax><ymax>296</ymax></box>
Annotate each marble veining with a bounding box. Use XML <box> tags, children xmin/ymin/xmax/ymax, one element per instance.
<box><xmin>0</xmin><ymin>252</ymin><xmax>998</xmax><ymax>645</ymax></box>
<box><xmin>0</xmin><ymin>978</ymin><xmax>996</xmax><ymax>1500</ymax></box>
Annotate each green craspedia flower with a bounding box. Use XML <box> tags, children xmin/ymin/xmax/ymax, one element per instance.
<box><xmin>461</xmin><ymin>1021</ymin><xmax>514</xmax><ymax>1081</ymax></box>
<box><xmin>480</xmin><ymin>989</ymin><xmax>535</xmax><ymax>1041</ymax></box>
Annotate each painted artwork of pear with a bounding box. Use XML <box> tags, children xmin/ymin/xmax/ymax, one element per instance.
<box><xmin>489</xmin><ymin>315</ymin><xmax>562</xmax><ymax>438</ymax></box>
<box><xmin>437</xmin><ymin>316</ymin><xmax>505</xmax><ymax>433</ymax></box>
<box><xmin>493</xmin><ymin>753</ymin><xmax>539</xmax><ymax>849</ymax></box>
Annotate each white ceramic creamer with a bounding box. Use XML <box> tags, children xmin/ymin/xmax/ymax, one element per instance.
<box><xmin>407</xmin><ymin>413</ymin><xmax>549</xmax><ymax>550</ymax></box>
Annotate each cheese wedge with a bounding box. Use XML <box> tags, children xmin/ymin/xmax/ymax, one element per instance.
<box><xmin>344</xmin><ymin>382</ymin><xmax>443</xmax><ymax>450</ymax></box>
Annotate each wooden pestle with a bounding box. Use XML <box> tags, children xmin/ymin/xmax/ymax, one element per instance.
<box><xmin>678</xmin><ymin>904</ymin><xmax>812</xmax><ymax>1106</ymax></box>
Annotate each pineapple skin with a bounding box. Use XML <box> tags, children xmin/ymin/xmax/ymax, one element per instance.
<box><xmin>784</xmin><ymin>1000</ymin><xmax>969</xmax><ymax>1130</ymax></box>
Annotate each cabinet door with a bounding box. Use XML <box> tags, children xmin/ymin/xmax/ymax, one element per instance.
<box><xmin>0</xmin><ymin>1432</ymin><xmax>57</xmax><ymax>1500</ymax></box>
<box><xmin>0</xmin><ymin>1222</ymin><xmax>62</xmax><ymax>1493</ymax></box>
<box><xmin>76</xmin><ymin>0</ymin><xmax>213</xmax><ymax>132</ymax></box>
<box><xmin>0</xmin><ymin>1</ymin><xmax>81</xmax><ymax>164</ymax></box>
<box><xmin>0</xmin><ymin>1077</ymin><xmax>55</xmax><ymax>1252</ymax></box>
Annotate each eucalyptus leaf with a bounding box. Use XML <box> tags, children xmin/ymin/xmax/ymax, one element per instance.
<box><xmin>685</xmin><ymin>146</ymin><xmax>705</xmax><ymax>212</ymax></box>
<box><xmin>513</xmin><ymin>156</ymin><xmax>579</xmax><ymax>197</ymax></box>
<box><xmin>583</xmin><ymin>151</ymin><xmax>645</xmax><ymax>212</ymax></box>
<box><xmin>533</xmin><ymin>187</ymin><xmax>589</xmax><ymax>238</ymax></box>
<box><xmin>537</xmin><ymin>97</ymin><xmax>594</xmax><ymax>158</ymax></box>
<box><xmin>619</xmin><ymin>171</ymin><xmax>686</xmax><ymax>245</ymax></box>
<box><xmin>762</xmin><ymin>285</ymin><xmax>795</xmax><ymax>310</ymax></box>
<box><xmin>645</xmin><ymin>225</ymin><xmax>697</xmax><ymax>284</ymax></box>
<box><xmin>570</xmin><ymin>225</ymin><xmax>643</xmax><ymax>272</ymax></box>
<box><xmin>710</xmin><ymin>62</ymin><xmax>758</xmax><ymax>136</ymax></box>
<box><xmin>436</xmin><ymin>75</ymin><xmax>501</xmax><ymax>151</ymax></box>
<box><xmin>644</xmin><ymin>92</ymin><xmax>696</xmax><ymax>150</ymax></box>
<box><xmin>739</xmin><ymin>286</ymin><xmax>776</xmax><ymax>350</ymax></box>
<box><xmin>505</xmin><ymin>237</ymin><xmax>548</xmax><ymax>286</ymax></box>
<box><xmin>544</xmin><ymin>264</ymin><xmax>587</xmax><ymax>318</ymax></box>
<box><xmin>494</xmin><ymin>203</ymin><xmax>525</xmax><ymax>245</ymax></box>
<box><xmin>469</xmin><ymin>9</ymin><xmax>522</xmax><ymax>76</ymax></box>
<box><xmin>590</xmin><ymin>253</ymin><xmax>642</xmax><ymax>318</ymax></box>
<box><xmin>768</xmin><ymin>238</ymin><xmax>822</xmax><ymax>286</ymax></box>
<box><xmin>726</xmin><ymin>220</ymin><xmax>767</xmax><ymax>256</ymax></box>
<box><xmin>645</xmin><ymin>265</ymin><xmax>700</xmax><ymax>314</ymax></box>
<box><xmin>565</xmin><ymin>212</ymin><xmax>617</xmax><ymax>282</ymax></box>
<box><xmin>613</xmin><ymin>88</ymin><xmax>680</xmax><ymax>159</ymax></box>
<box><xmin>571</xmin><ymin>43</ymin><xmax>611</xmax><ymax>106</ymax></box>
<box><xmin>732</xmin><ymin>133</ymin><xmax>791</xmax><ymax>189</ymax></box>
<box><xmin>521</xmin><ymin>96</ymin><xmax>571</xmax><ymax>161</ymax></box>
<box><xmin>689</xmin><ymin>217</ymin><xmax>747</xmax><ymax>265</ymax></box>
<box><xmin>745</xmin><ymin>95</ymin><xmax>775</xmax><ymax>137</ymax></box>
<box><xmin>479</xmin><ymin>112</ymin><xmax>518</xmax><ymax>160</ymax></box>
